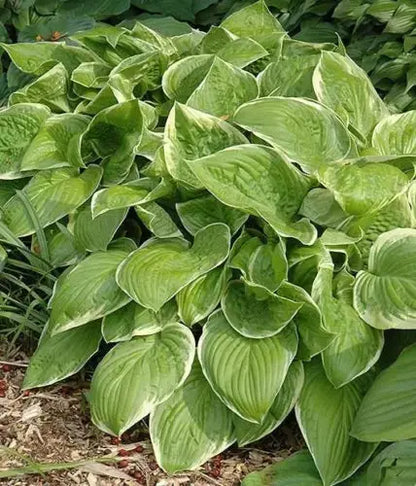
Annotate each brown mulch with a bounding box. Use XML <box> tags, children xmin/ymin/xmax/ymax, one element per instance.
<box><xmin>0</xmin><ymin>343</ymin><xmax>303</xmax><ymax>485</ymax></box>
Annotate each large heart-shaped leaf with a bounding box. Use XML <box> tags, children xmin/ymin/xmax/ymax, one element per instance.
<box><xmin>198</xmin><ymin>310</ymin><xmax>298</xmax><ymax>423</ymax></box>
<box><xmin>23</xmin><ymin>321</ymin><xmax>102</xmax><ymax>389</ymax></box>
<box><xmin>116</xmin><ymin>223</ymin><xmax>230</xmax><ymax>311</ymax></box>
<box><xmin>313</xmin><ymin>262</ymin><xmax>384</xmax><ymax>387</ymax></box>
<box><xmin>20</xmin><ymin>113</ymin><xmax>90</xmax><ymax>171</ymax></box>
<box><xmin>278</xmin><ymin>282</ymin><xmax>334</xmax><ymax>360</ymax></box>
<box><xmin>318</xmin><ymin>162</ymin><xmax>409</xmax><ymax>216</ymax></box>
<box><xmin>164</xmin><ymin>102</ymin><xmax>248</xmax><ymax>188</ymax></box>
<box><xmin>176</xmin><ymin>195</ymin><xmax>248</xmax><ymax>236</ymax></box>
<box><xmin>354</xmin><ymin>228</ymin><xmax>416</xmax><ymax>329</ymax></box>
<box><xmin>313</xmin><ymin>52</ymin><xmax>388</xmax><ymax>138</ymax></box>
<box><xmin>3</xmin><ymin>166</ymin><xmax>102</xmax><ymax>237</ymax></box>
<box><xmin>188</xmin><ymin>144</ymin><xmax>317</xmax><ymax>244</ymax></box>
<box><xmin>102</xmin><ymin>300</ymin><xmax>177</xmax><ymax>342</ymax></box>
<box><xmin>234</xmin><ymin>361</ymin><xmax>304</xmax><ymax>446</ymax></box>
<box><xmin>150</xmin><ymin>360</ymin><xmax>234</xmax><ymax>473</ymax></box>
<box><xmin>351</xmin><ymin>344</ymin><xmax>416</xmax><ymax>442</ymax></box>
<box><xmin>177</xmin><ymin>266</ymin><xmax>230</xmax><ymax>326</ymax></box>
<box><xmin>222</xmin><ymin>280</ymin><xmax>301</xmax><ymax>338</ymax></box>
<box><xmin>234</xmin><ymin>97</ymin><xmax>352</xmax><ymax>174</ymax></box>
<box><xmin>9</xmin><ymin>63</ymin><xmax>70</xmax><ymax>112</ymax></box>
<box><xmin>81</xmin><ymin>99</ymin><xmax>143</xmax><ymax>185</ymax></box>
<box><xmin>90</xmin><ymin>323</ymin><xmax>195</xmax><ymax>436</ymax></box>
<box><xmin>0</xmin><ymin>103</ymin><xmax>50</xmax><ymax>178</ymax></box>
<box><xmin>49</xmin><ymin>248</ymin><xmax>131</xmax><ymax>334</ymax></box>
<box><xmin>187</xmin><ymin>57</ymin><xmax>258</xmax><ymax>118</ymax></box>
<box><xmin>72</xmin><ymin>205</ymin><xmax>127</xmax><ymax>252</ymax></box>
<box><xmin>372</xmin><ymin>111</ymin><xmax>416</xmax><ymax>157</ymax></box>
<box><xmin>296</xmin><ymin>360</ymin><xmax>377</xmax><ymax>485</ymax></box>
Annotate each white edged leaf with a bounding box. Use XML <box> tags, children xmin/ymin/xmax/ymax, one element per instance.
<box><xmin>150</xmin><ymin>359</ymin><xmax>234</xmax><ymax>473</ymax></box>
<box><xmin>116</xmin><ymin>223</ymin><xmax>231</xmax><ymax>311</ymax></box>
<box><xmin>198</xmin><ymin>310</ymin><xmax>298</xmax><ymax>423</ymax></box>
<box><xmin>90</xmin><ymin>323</ymin><xmax>195</xmax><ymax>436</ymax></box>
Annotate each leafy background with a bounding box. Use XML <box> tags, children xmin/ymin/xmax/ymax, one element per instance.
<box><xmin>1</xmin><ymin>0</ymin><xmax>416</xmax><ymax>110</ymax></box>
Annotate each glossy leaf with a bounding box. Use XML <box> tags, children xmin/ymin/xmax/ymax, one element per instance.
<box><xmin>0</xmin><ymin>103</ymin><xmax>50</xmax><ymax>178</ymax></box>
<box><xmin>49</xmin><ymin>248</ymin><xmax>131</xmax><ymax>334</ymax></box>
<box><xmin>199</xmin><ymin>311</ymin><xmax>298</xmax><ymax>423</ymax></box>
<box><xmin>116</xmin><ymin>223</ymin><xmax>230</xmax><ymax>311</ymax></box>
<box><xmin>3</xmin><ymin>166</ymin><xmax>102</xmax><ymax>237</ymax></box>
<box><xmin>188</xmin><ymin>144</ymin><xmax>317</xmax><ymax>244</ymax></box>
<box><xmin>150</xmin><ymin>360</ymin><xmax>234</xmax><ymax>473</ymax></box>
<box><xmin>164</xmin><ymin>101</ymin><xmax>248</xmax><ymax>188</ymax></box>
<box><xmin>296</xmin><ymin>360</ymin><xmax>377</xmax><ymax>485</ymax></box>
<box><xmin>90</xmin><ymin>323</ymin><xmax>195</xmax><ymax>436</ymax></box>
<box><xmin>23</xmin><ymin>321</ymin><xmax>101</xmax><ymax>389</ymax></box>
<box><xmin>234</xmin><ymin>361</ymin><xmax>304</xmax><ymax>446</ymax></box>
<box><xmin>354</xmin><ymin>228</ymin><xmax>416</xmax><ymax>329</ymax></box>
<box><xmin>313</xmin><ymin>52</ymin><xmax>388</xmax><ymax>138</ymax></box>
<box><xmin>352</xmin><ymin>345</ymin><xmax>416</xmax><ymax>442</ymax></box>
<box><xmin>222</xmin><ymin>280</ymin><xmax>301</xmax><ymax>338</ymax></box>
<box><xmin>234</xmin><ymin>97</ymin><xmax>352</xmax><ymax>174</ymax></box>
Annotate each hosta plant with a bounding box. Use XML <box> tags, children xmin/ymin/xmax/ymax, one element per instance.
<box><xmin>1</xmin><ymin>1</ymin><xmax>416</xmax><ymax>482</ymax></box>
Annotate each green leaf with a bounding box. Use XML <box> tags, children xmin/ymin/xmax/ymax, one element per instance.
<box><xmin>188</xmin><ymin>144</ymin><xmax>317</xmax><ymax>245</ymax></box>
<box><xmin>217</xmin><ymin>38</ymin><xmax>268</xmax><ymax>69</ymax></box>
<box><xmin>300</xmin><ymin>188</ymin><xmax>348</xmax><ymax>229</ymax></box>
<box><xmin>58</xmin><ymin>0</ymin><xmax>129</xmax><ymax>19</ymax></box>
<box><xmin>3</xmin><ymin>166</ymin><xmax>102</xmax><ymax>237</ymax></box>
<box><xmin>135</xmin><ymin>202</ymin><xmax>182</xmax><ymax>238</ymax></box>
<box><xmin>278</xmin><ymin>282</ymin><xmax>333</xmax><ymax>360</ymax></box>
<box><xmin>162</xmin><ymin>54</ymin><xmax>214</xmax><ymax>103</ymax></box>
<box><xmin>318</xmin><ymin>162</ymin><xmax>409</xmax><ymax>216</ymax></box>
<box><xmin>296</xmin><ymin>360</ymin><xmax>377</xmax><ymax>485</ymax></box>
<box><xmin>258</xmin><ymin>57</ymin><xmax>319</xmax><ymax>98</ymax></box>
<box><xmin>312</xmin><ymin>262</ymin><xmax>383</xmax><ymax>387</ymax></box>
<box><xmin>234</xmin><ymin>361</ymin><xmax>304</xmax><ymax>446</ymax></box>
<box><xmin>71</xmin><ymin>62</ymin><xmax>111</xmax><ymax>89</ymax></box>
<box><xmin>343</xmin><ymin>195</ymin><xmax>413</xmax><ymax>264</ymax></box>
<box><xmin>23</xmin><ymin>321</ymin><xmax>101</xmax><ymax>389</ymax></box>
<box><xmin>116</xmin><ymin>223</ymin><xmax>230</xmax><ymax>311</ymax></box>
<box><xmin>0</xmin><ymin>42</ymin><xmax>97</xmax><ymax>76</ymax></box>
<box><xmin>81</xmin><ymin>100</ymin><xmax>143</xmax><ymax>185</ymax></box>
<box><xmin>49</xmin><ymin>248</ymin><xmax>131</xmax><ymax>334</ymax></box>
<box><xmin>198</xmin><ymin>310</ymin><xmax>298</xmax><ymax>423</ymax></box>
<box><xmin>313</xmin><ymin>52</ymin><xmax>388</xmax><ymax>139</ymax></box>
<box><xmin>108</xmin><ymin>51</ymin><xmax>168</xmax><ymax>102</ymax></box>
<box><xmin>72</xmin><ymin>205</ymin><xmax>127</xmax><ymax>252</ymax></box>
<box><xmin>187</xmin><ymin>56</ymin><xmax>258</xmax><ymax>117</ymax></box>
<box><xmin>351</xmin><ymin>345</ymin><xmax>416</xmax><ymax>442</ymax></box>
<box><xmin>354</xmin><ymin>228</ymin><xmax>416</xmax><ymax>329</ymax></box>
<box><xmin>359</xmin><ymin>440</ymin><xmax>416</xmax><ymax>485</ymax></box>
<box><xmin>9</xmin><ymin>63</ymin><xmax>70</xmax><ymax>113</ymax></box>
<box><xmin>0</xmin><ymin>103</ymin><xmax>50</xmax><ymax>178</ymax></box>
<box><xmin>177</xmin><ymin>266</ymin><xmax>230</xmax><ymax>326</ymax></box>
<box><xmin>242</xmin><ymin>450</ymin><xmax>322</xmax><ymax>486</ymax></box>
<box><xmin>220</xmin><ymin>0</ymin><xmax>285</xmax><ymax>47</ymax></box>
<box><xmin>20</xmin><ymin>113</ymin><xmax>90</xmax><ymax>171</ymax></box>
<box><xmin>233</xmin><ymin>97</ymin><xmax>353</xmax><ymax>174</ymax></box>
<box><xmin>372</xmin><ymin>110</ymin><xmax>416</xmax><ymax>156</ymax></box>
<box><xmin>247</xmin><ymin>239</ymin><xmax>288</xmax><ymax>292</ymax></box>
<box><xmin>150</xmin><ymin>360</ymin><xmax>234</xmax><ymax>473</ymax></box>
<box><xmin>37</xmin><ymin>224</ymin><xmax>83</xmax><ymax>268</ymax></box>
<box><xmin>90</xmin><ymin>323</ymin><xmax>195</xmax><ymax>436</ymax></box>
<box><xmin>91</xmin><ymin>178</ymin><xmax>171</xmax><ymax>218</ymax></box>
<box><xmin>176</xmin><ymin>195</ymin><xmax>248</xmax><ymax>236</ymax></box>
<box><xmin>164</xmin><ymin>102</ymin><xmax>248</xmax><ymax>188</ymax></box>
<box><xmin>102</xmin><ymin>300</ymin><xmax>178</xmax><ymax>342</ymax></box>
<box><xmin>222</xmin><ymin>280</ymin><xmax>301</xmax><ymax>338</ymax></box>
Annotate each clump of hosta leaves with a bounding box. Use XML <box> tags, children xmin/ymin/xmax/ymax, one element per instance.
<box><xmin>2</xmin><ymin>1</ymin><xmax>416</xmax><ymax>482</ymax></box>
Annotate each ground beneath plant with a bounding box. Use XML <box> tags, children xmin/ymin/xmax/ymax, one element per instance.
<box><xmin>0</xmin><ymin>343</ymin><xmax>303</xmax><ymax>485</ymax></box>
